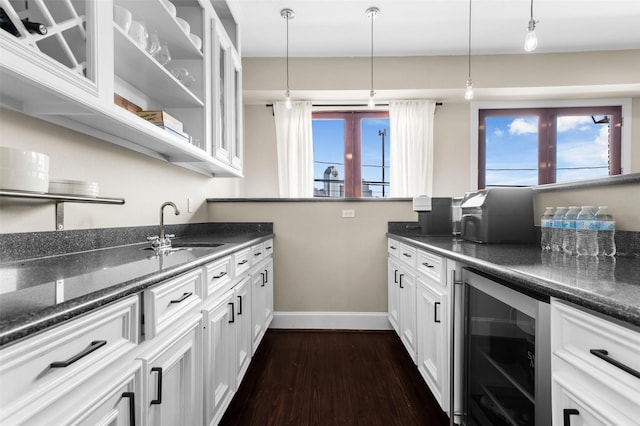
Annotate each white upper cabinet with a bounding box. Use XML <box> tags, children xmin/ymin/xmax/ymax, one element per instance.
<box><xmin>0</xmin><ymin>0</ymin><xmax>243</xmax><ymax>177</ymax></box>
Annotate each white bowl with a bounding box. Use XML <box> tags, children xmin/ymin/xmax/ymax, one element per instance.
<box><xmin>0</xmin><ymin>147</ymin><xmax>49</xmax><ymax>171</ymax></box>
<box><xmin>161</xmin><ymin>0</ymin><xmax>177</xmax><ymax>17</ymax></box>
<box><xmin>175</xmin><ymin>17</ymin><xmax>190</xmax><ymax>34</ymax></box>
<box><xmin>0</xmin><ymin>167</ymin><xmax>49</xmax><ymax>193</ymax></box>
<box><xmin>0</xmin><ymin>147</ymin><xmax>49</xmax><ymax>192</ymax></box>
<box><xmin>189</xmin><ymin>33</ymin><xmax>202</xmax><ymax>50</ymax></box>
<box><xmin>48</xmin><ymin>179</ymin><xmax>99</xmax><ymax>197</ymax></box>
<box><xmin>113</xmin><ymin>5</ymin><xmax>132</xmax><ymax>33</ymax></box>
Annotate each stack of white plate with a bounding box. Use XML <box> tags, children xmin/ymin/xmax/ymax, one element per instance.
<box><xmin>49</xmin><ymin>179</ymin><xmax>99</xmax><ymax>197</ymax></box>
<box><xmin>0</xmin><ymin>147</ymin><xmax>50</xmax><ymax>193</ymax></box>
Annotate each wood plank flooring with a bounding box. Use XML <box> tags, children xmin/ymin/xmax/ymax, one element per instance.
<box><xmin>220</xmin><ymin>329</ymin><xmax>449</xmax><ymax>426</ymax></box>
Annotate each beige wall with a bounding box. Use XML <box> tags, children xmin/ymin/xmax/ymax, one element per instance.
<box><xmin>0</xmin><ymin>109</ymin><xmax>242</xmax><ymax>233</ymax></box>
<box><xmin>242</xmin><ymin>51</ymin><xmax>640</xmax><ymax>198</ymax></box>
<box><xmin>208</xmin><ymin>200</ymin><xmax>416</xmax><ymax>312</ymax></box>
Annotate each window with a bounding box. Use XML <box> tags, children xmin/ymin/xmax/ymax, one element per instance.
<box><xmin>478</xmin><ymin>106</ymin><xmax>622</xmax><ymax>188</ymax></box>
<box><xmin>312</xmin><ymin>111</ymin><xmax>390</xmax><ymax>198</ymax></box>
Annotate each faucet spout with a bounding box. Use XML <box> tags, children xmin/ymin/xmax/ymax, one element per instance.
<box><xmin>159</xmin><ymin>201</ymin><xmax>180</xmax><ymax>247</ymax></box>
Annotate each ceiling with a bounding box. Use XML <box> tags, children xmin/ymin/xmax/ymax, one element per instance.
<box><xmin>233</xmin><ymin>0</ymin><xmax>640</xmax><ymax>58</ymax></box>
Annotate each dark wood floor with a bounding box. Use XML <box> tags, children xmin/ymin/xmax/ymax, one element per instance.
<box><xmin>220</xmin><ymin>329</ymin><xmax>449</xmax><ymax>426</ymax></box>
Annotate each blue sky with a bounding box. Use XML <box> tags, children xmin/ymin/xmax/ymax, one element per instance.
<box><xmin>485</xmin><ymin>115</ymin><xmax>610</xmax><ymax>186</ymax></box>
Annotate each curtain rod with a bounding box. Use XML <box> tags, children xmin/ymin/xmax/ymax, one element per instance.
<box><xmin>265</xmin><ymin>102</ymin><xmax>442</xmax><ymax>108</ymax></box>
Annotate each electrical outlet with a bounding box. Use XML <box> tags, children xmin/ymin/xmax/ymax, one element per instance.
<box><xmin>342</xmin><ymin>209</ymin><xmax>355</xmax><ymax>218</ymax></box>
<box><xmin>187</xmin><ymin>197</ymin><xmax>193</xmax><ymax>213</ymax></box>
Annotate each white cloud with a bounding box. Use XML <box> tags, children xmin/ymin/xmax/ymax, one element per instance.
<box><xmin>494</xmin><ymin>128</ymin><xmax>504</xmax><ymax>137</ymax></box>
<box><xmin>508</xmin><ymin>118</ymin><xmax>537</xmax><ymax>135</ymax></box>
<box><xmin>557</xmin><ymin>116</ymin><xmax>592</xmax><ymax>132</ymax></box>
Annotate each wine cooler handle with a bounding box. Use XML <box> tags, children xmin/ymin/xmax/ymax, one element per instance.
<box><xmin>590</xmin><ymin>349</ymin><xmax>640</xmax><ymax>379</ymax></box>
<box><xmin>563</xmin><ymin>408</ymin><xmax>579</xmax><ymax>426</ymax></box>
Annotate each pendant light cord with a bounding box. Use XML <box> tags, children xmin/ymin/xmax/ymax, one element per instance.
<box><xmin>286</xmin><ymin>13</ymin><xmax>290</xmax><ymax>93</ymax></box>
<box><xmin>467</xmin><ymin>0</ymin><xmax>472</xmax><ymax>79</ymax></box>
<box><xmin>370</xmin><ymin>12</ymin><xmax>374</xmax><ymax>92</ymax></box>
<box><xmin>530</xmin><ymin>0</ymin><xmax>534</xmax><ymax>20</ymax></box>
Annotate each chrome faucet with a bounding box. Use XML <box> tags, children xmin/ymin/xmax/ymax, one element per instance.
<box><xmin>148</xmin><ymin>201</ymin><xmax>180</xmax><ymax>249</ymax></box>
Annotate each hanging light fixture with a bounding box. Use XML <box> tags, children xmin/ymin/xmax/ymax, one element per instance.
<box><xmin>281</xmin><ymin>8</ymin><xmax>295</xmax><ymax>109</ymax></box>
<box><xmin>366</xmin><ymin>7</ymin><xmax>379</xmax><ymax>109</ymax></box>
<box><xmin>524</xmin><ymin>0</ymin><xmax>538</xmax><ymax>52</ymax></box>
<box><xmin>464</xmin><ymin>0</ymin><xmax>474</xmax><ymax>100</ymax></box>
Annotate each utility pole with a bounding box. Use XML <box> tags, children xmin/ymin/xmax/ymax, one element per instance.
<box><xmin>379</xmin><ymin>129</ymin><xmax>387</xmax><ymax>197</ymax></box>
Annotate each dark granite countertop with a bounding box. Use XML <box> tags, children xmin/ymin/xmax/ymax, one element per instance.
<box><xmin>388</xmin><ymin>232</ymin><xmax>640</xmax><ymax>328</ymax></box>
<box><xmin>0</xmin><ymin>227</ymin><xmax>273</xmax><ymax>347</ymax></box>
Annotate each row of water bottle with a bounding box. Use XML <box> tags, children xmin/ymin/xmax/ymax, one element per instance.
<box><xmin>541</xmin><ymin>206</ymin><xmax>616</xmax><ymax>256</ymax></box>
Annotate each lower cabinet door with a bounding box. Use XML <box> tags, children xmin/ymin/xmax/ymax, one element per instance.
<box><xmin>234</xmin><ymin>276</ymin><xmax>252</xmax><ymax>386</ymax></box>
<box><xmin>251</xmin><ymin>266</ymin><xmax>267</xmax><ymax>354</ymax></box>
<box><xmin>139</xmin><ymin>314</ymin><xmax>202</xmax><ymax>426</ymax></box>
<box><xmin>388</xmin><ymin>257</ymin><xmax>401</xmax><ymax>333</ymax></box>
<box><xmin>399</xmin><ymin>267</ymin><xmax>418</xmax><ymax>362</ymax></box>
<box><xmin>417</xmin><ymin>277</ymin><xmax>448</xmax><ymax>410</ymax></box>
<box><xmin>203</xmin><ymin>290</ymin><xmax>236</xmax><ymax>426</ymax></box>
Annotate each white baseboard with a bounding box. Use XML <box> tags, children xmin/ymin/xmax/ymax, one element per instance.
<box><xmin>270</xmin><ymin>311</ymin><xmax>392</xmax><ymax>331</ymax></box>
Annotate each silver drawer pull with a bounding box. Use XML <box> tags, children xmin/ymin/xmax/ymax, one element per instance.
<box><xmin>50</xmin><ymin>340</ymin><xmax>107</xmax><ymax>368</ymax></box>
<box><xmin>590</xmin><ymin>349</ymin><xmax>640</xmax><ymax>379</ymax></box>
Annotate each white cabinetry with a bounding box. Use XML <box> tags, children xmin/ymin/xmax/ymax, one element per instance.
<box><xmin>138</xmin><ymin>313</ymin><xmax>203</xmax><ymax>426</ymax></box>
<box><xmin>416</xmin><ymin>249</ymin><xmax>456</xmax><ymax>415</ymax></box>
<box><xmin>0</xmin><ymin>295</ymin><xmax>139</xmax><ymax>424</ymax></box>
<box><xmin>0</xmin><ymin>0</ymin><xmax>242</xmax><ymax>177</ymax></box>
<box><xmin>388</xmin><ymin>242</ymin><xmax>418</xmax><ymax>363</ymax></box>
<box><xmin>551</xmin><ymin>300</ymin><xmax>640</xmax><ymax>425</ymax></box>
<box><xmin>251</xmin><ymin>239</ymin><xmax>274</xmax><ymax>354</ymax></box>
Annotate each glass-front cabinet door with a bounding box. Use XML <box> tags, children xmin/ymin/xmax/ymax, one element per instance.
<box><xmin>230</xmin><ymin>48</ymin><xmax>242</xmax><ymax>170</ymax></box>
<box><xmin>0</xmin><ymin>0</ymin><xmax>108</xmax><ymax>101</ymax></box>
<box><xmin>211</xmin><ymin>17</ymin><xmax>230</xmax><ymax>164</ymax></box>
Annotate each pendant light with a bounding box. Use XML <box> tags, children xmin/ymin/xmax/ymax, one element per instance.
<box><xmin>281</xmin><ymin>8</ymin><xmax>295</xmax><ymax>109</ymax></box>
<box><xmin>524</xmin><ymin>0</ymin><xmax>538</xmax><ymax>52</ymax></box>
<box><xmin>464</xmin><ymin>0</ymin><xmax>474</xmax><ymax>100</ymax></box>
<box><xmin>366</xmin><ymin>7</ymin><xmax>379</xmax><ymax>109</ymax></box>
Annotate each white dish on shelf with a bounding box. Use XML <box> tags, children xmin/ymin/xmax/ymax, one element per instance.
<box><xmin>189</xmin><ymin>33</ymin><xmax>202</xmax><ymax>50</ymax></box>
<box><xmin>161</xmin><ymin>0</ymin><xmax>177</xmax><ymax>17</ymax></box>
<box><xmin>48</xmin><ymin>179</ymin><xmax>99</xmax><ymax>197</ymax></box>
<box><xmin>175</xmin><ymin>17</ymin><xmax>190</xmax><ymax>35</ymax></box>
<box><xmin>113</xmin><ymin>5</ymin><xmax>132</xmax><ymax>33</ymax></box>
<box><xmin>0</xmin><ymin>147</ymin><xmax>49</xmax><ymax>193</ymax></box>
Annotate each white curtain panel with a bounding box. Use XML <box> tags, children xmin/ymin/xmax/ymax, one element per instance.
<box><xmin>389</xmin><ymin>100</ymin><xmax>436</xmax><ymax>197</ymax></box>
<box><xmin>273</xmin><ymin>101</ymin><xmax>314</xmax><ymax>198</ymax></box>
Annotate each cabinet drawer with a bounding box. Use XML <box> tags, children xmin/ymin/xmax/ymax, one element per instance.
<box><xmin>263</xmin><ymin>238</ymin><xmax>274</xmax><ymax>257</ymax></box>
<box><xmin>251</xmin><ymin>242</ymin><xmax>265</xmax><ymax>264</ymax></box>
<box><xmin>551</xmin><ymin>301</ymin><xmax>640</xmax><ymax>389</ymax></box>
<box><xmin>144</xmin><ymin>269</ymin><xmax>203</xmax><ymax>339</ymax></box>
<box><xmin>399</xmin><ymin>243</ymin><xmax>417</xmax><ymax>268</ymax></box>
<box><xmin>388</xmin><ymin>238</ymin><xmax>399</xmax><ymax>257</ymax></box>
<box><xmin>234</xmin><ymin>247</ymin><xmax>251</xmax><ymax>276</ymax></box>
<box><xmin>417</xmin><ymin>250</ymin><xmax>443</xmax><ymax>282</ymax></box>
<box><xmin>0</xmin><ymin>295</ymin><xmax>138</xmax><ymax>417</ymax></box>
<box><xmin>205</xmin><ymin>256</ymin><xmax>233</xmax><ymax>300</ymax></box>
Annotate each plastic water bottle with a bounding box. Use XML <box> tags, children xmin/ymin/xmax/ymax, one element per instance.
<box><xmin>551</xmin><ymin>207</ymin><xmax>567</xmax><ymax>252</ymax></box>
<box><xmin>540</xmin><ymin>207</ymin><xmax>555</xmax><ymax>250</ymax></box>
<box><xmin>562</xmin><ymin>206</ymin><xmax>580</xmax><ymax>255</ymax></box>
<box><xmin>576</xmin><ymin>206</ymin><xmax>598</xmax><ymax>257</ymax></box>
<box><xmin>595</xmin><ymin>206</ymin><xmax>616</xmax><ymax>256</ymax></box>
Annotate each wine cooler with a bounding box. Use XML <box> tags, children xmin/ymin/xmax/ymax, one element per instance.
<box><xmin>462</xmin><ymin>269</ymin><xmax>551</xmax><ymax>426</ymax></box>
